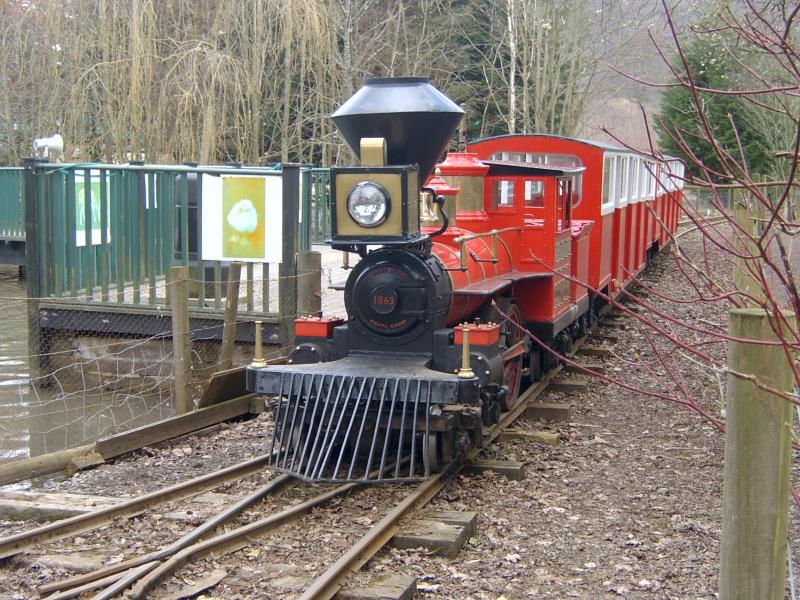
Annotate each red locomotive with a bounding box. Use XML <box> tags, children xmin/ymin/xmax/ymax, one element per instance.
<box><xmin>246</xmin><ymin>77</ymin><xmax>683</xmax><ymax>483</ymax></box>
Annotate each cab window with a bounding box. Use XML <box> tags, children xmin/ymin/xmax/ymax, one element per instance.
<box><xmin>491</xmin><ymin>179</ymin><xmax>515</xmax><ymax>210</ymax></box>
<box><xmin>570</xmin><ymin>174</ymin><xmax>582</xmax><ymax>208</ymax></box>
<box><xmin>524</xmin><ymin>179</ymin><xmax>544</xmax><ymax>208</ymax></box>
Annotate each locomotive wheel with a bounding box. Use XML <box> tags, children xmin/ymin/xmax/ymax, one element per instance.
<box><xmin>425</xmin><ymin>432</ymin><xmax>442</xmax><ymax>472</ymax></box>
<box><xmin>527</xmin><ymin>346</ymin><xmax>543</xmax><ymax>384</ymax></box>
<box><xmin>500</xmin><ymin>302</ymin><xmax>524</xmax><ymax>410</ymax></box>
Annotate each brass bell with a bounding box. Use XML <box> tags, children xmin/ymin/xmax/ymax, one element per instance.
<box><xmin>419</xmin><ymin>189</ymin><xmax>438</xmax><ymax>225</ymax></box>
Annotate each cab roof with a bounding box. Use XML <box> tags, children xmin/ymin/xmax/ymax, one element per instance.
<box><xmin>482</xmin><ymin>159</ymin><xmax>586</xmax><ymax>178</ymax></box>
<box><xmin>470</xmin><ymin>133</ymin><xmax>681</xmax><ymax>161</ymax></box>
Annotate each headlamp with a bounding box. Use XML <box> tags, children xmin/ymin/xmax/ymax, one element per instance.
<box><xmin>347</xmin><ymin>182</ymin><xmax>389</xmax><ymax>228</ymax></box>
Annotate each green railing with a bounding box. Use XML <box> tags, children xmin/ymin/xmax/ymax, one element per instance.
<box><xmin>0</xmin><ymin>167</ymin><xmax>24</xmax><ymax>240</ymax></box>
<box><xmin>8</xmin><ymin>165</ymin><xmax>332</xmax><ymax>249</ymax></box>
<box><xmin>24</xmin><ymin>162</ymin><xmax>308</xmax><ymax>317</ymax></box>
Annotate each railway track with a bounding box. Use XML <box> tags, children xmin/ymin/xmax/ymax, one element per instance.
<box><xmin>297</xmin><ymin>331</ymin><xmax>593</xmax><ymax>600</ymax></box>
<box><xmin>0</xmin><ymin>453</ymin><xmax>274</xmax><ymax>561</ymax></box>
<box><xmin>0</xmin><ymin>328</ymin><xmax>608</xmax><ymax>599</ymax></box>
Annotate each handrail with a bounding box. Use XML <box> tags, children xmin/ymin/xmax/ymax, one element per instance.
<box><xmin>32</xmin><ymin>162</ymin><xmax>284</xmax><ymax>176</ymax></box>
<box><xmin>448</xmin><ymin>227</ymin><xmax>521</xmax><ymax>271</ymax></box>
<box><xmin>451</xmin><ymin>226</ymin><xmax>520</xmax><ymax>244</ymax></box>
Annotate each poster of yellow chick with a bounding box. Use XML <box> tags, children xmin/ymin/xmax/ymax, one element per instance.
<box><xmin>222</xmin><ymin>177</ymin><xmax>266</xmax><ymax>259</ymax></box>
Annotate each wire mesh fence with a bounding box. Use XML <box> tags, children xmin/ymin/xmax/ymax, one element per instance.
<box><xmin>0</xmin><ymin>272</ymin><xmax>302</xmax><ymax>465</ymax></box>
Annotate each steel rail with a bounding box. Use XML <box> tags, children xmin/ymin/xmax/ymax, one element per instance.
<box><xmin>41</xmin><ymin>568</ymin><xmax>147</xmax><ymax>600</ymax></box>
<box><xmin>674</xmin><ymin>216</ymin><xmax>727</xmax><ymax>240</ymax></box>
<box><xmin>119</xmin><ymin>461</ymin><xmax>405</xmax><ymax>598</ymax></box>
<box><xmin>299</xmin><ymin>474</ymin><xmax>446</xmax><ymax>600</ymax></box>
<box><xmin>38</xmin><ymin>474</ymin><xmax>293</xmax><ymax>598</ymax></box>
<box><xmin>125</xmin><ymin>482</ymin><xmax>360</xmax><ymax>599</ymax></box>
<box><xmin>0</xmin><ymin>453</ymin><xmax>273</xmax><ymax>561</ymax></box>
<box><xmin>297</xmin><ymin>328</ymin><xmax>595</xmax><ymax>600</ymax></box>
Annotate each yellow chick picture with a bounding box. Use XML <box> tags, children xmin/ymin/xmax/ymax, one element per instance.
<box><xmin>222</xmin><ymin>177</ymin><xmax>266</xmax><ymax>259</ymax></box>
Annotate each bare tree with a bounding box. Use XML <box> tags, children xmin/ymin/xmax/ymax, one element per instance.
<box><xmin>576</xmin><ymin>0</ymin><xmax>800</xmax><ymax>465</ymax></box>
<box><xmin>464</xmin><ymin>0</ymin><xmax>625</xmax><ymax>136</ymax></box>
<box><xmin>0</xmin><ymin>0</ymin><xmax>674</xmax><ymax>165</ymax></box>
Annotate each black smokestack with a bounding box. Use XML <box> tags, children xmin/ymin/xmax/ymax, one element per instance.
<box><xmin>331</xmin><ymin>77</ymin><xmax>464</xmax><ymax>182</ymax></box>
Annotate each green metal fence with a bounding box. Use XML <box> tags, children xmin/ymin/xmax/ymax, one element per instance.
<box><xmin>24</xmin><ymin>162</ymin><xmax>307</xmax><ymax>318</ymax></box>
<box><xmin>7</xmin><ymin>165</ymin><xmax>331</xmax><ymax>249</ymax></box>
<box><xmin>0</xmin><ymin>167</ymin><xmax>24</xmax><ymax>240</ymax></box>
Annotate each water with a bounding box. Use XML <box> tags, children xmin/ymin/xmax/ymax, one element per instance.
<box><xmin>0</xmin><ymin>266</ymin><xmax>173</xmax><ymax>466</ymax></box>
<box><xmin>0</xmin><ymin>267</ymin><xmax>33</xmax><ymax>463</ymax></box>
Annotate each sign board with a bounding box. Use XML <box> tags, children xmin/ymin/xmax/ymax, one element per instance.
<box><xmin>201</xmin><ymin>174</ymin><xmax>283</xmax><ymax>263</ymax></box>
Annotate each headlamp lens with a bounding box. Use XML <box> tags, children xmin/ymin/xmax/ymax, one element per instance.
<box><xmin>347</xmin><ymin>182</ymin><xmax>389</xmax><ymax>227</ymax></box>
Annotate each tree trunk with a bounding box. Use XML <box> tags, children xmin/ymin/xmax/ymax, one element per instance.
<box><xmin>506</xmin><ymin>0</ymin><xmax>517</xmax><ymax>133</ymax></box>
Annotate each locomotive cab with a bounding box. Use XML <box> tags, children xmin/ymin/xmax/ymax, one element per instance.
<box><xmin>478</xmin><ymin>161</ymin><xmax>592</xmax><ymax>343</ymax></box>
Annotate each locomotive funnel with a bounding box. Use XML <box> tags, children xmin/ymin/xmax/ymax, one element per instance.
<box><xmin>332</xmin><ymin>77</ymin><xmax>464</xmax><ymax>182</ymax></box>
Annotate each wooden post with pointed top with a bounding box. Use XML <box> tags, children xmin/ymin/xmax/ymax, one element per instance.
<box><xmin>719</xmin><ymin>308</ymin><xmax>794</xmax><ymax>600</ymax></box>
<box><xmin>297</xmin><ymin>251</ymin><xmax>321</xmax><ymax>317</ymax></box>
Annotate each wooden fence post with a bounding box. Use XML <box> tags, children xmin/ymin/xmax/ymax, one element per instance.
<box><xmin>279</xmin><ymin>165</ymin><xmax>300</xmax><ymax>349</ymax></box>
<box><xmin>719</xmin><ymin>308</ymin><xmax>794</xmax><ymax>600</ymax></box>
<box><xmin>23</xmin><ymin>158</ymin><xmax>47</xmax><ymax>385</ymax></box>
<box><xmin>219</xmin><ymin>261</ymin><xmax>243</xmax><ymax>370</ymax></box>
<box><xmin>297</xmin><ymin>251</ymin><xmax>321</xmax><ymax>317</ymax></box>
<box><xmin>170</xmin><ymin>265</ymin><xmax>192</xmax><ymax>414</ymax></box>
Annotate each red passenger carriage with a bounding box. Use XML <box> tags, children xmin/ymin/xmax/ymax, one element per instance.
<box><xmin>467</xmin><ymin>135</ymin><xmax>684</xmax><ymax>301</ymax></box>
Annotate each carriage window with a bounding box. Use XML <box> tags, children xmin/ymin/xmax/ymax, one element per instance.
<box><xmin>491</xmin><ymin>179</ymin><xmax>515</xmax><ymax>209</ymax></box>
<box><xmin>648</xmin><ymin>165</ymin><xmax>656</xmax><ymax>196</ymax></box>
<box><xmin>617</xmin><ymin>157</ymin><xmax>628</xmax><ymax>203</ymax></box>
<box><xmin>672</xmin><ymin>161</ymin><xmax>684</xmax><ymax>190</ymax></box>
<box><xmin>642</xmin><ymin>162</ymin><xmax>648</xmax><ymax>199</ymax></box>
<box><xmin>629</xmin><ymin>158</ymin><xmax>639</xmax><ymax>200</ymax></box>
<box><xmin>524</xmin><ymin>180</ymin><xmax>544</xmax><ymax>208</ymax></box>
<box><xmin>664</xmin><ymin>163</ymin><xmax>674</xmax><ymax>191</ymax></box>
<box><xmin>644</xmin><ymin>162</ymin><xmax>654</xmax><ymax>198</ymax></box>
<box><xmin>602</xmin><ymin>156</ymin><xmax>614</xmax><ymax>210</ymax></box>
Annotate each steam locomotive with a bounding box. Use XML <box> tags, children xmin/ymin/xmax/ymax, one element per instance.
<box><xmin>246</xmin><ymin>77</ymin><xmax>684</xmax><ymax>483</ymax></box>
